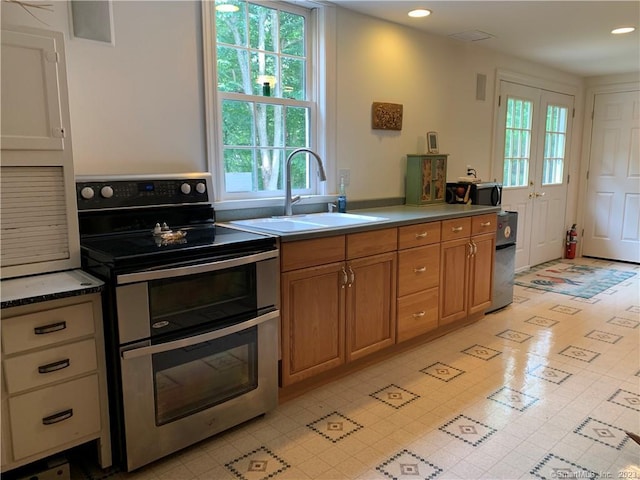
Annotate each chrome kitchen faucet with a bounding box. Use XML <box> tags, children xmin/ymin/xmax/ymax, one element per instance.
<box><xmin>284</xmin><ymin>148</ymin><xmax>327</xmax><ymax>216</ymax></box>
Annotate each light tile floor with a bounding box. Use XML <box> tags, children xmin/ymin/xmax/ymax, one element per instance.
<box><xmin>86</xmin><ymin>258</ymin><xmax>640</xmax><ymax>480</ymax></box>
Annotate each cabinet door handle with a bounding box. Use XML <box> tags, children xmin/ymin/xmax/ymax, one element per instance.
<box><xmin>415</xmin><ymin>232</ymin><xmax>427</xmax><ymax>239</ymax></box>
<box><xmin>413</xmin><ymin>266</ymin><xmax>427</xmax><ymax>273</ymax></box>
<box><xmin>34</xmin><ymin>321</ymin><xmax>67</xmax><ymax>335</ymax></box>
<box><xmin>38</xmin><ymin>358</ymin><xmax>71</xmax><ymax>374</ymax></box>
<box><xmin>471</xmin><ymin>241</ymin><xmax>477</xmax><ymax>255</ymax></box>
<box><xmin>347</xmin><ymin>266</ymin><xmax>355</xmax><ymax>287</ymax></box>
<box><xmin>341</xmin><ymin>267</ymin><xmax>348</xmax><ymax>289</ymax></box>
<box><xmin>42</xmin><ymin>408</ymin><xmax>73</xmax><ymax>425</ymax></box>
<box><xmin>451</xmin><ymin>226</ymin><xmax>463</xmax><ymax>233</ymax></box>
<box><xmin>412</xmin><ymin>311</ymin><xmax>426</xmax><ymax>318</ymax></box>
<box><xmin>480</xmin><ymin>221</ymin><xmax>491</xmax><ymax>227</ymax></box>
<box><xmin>467</xmin><ymin>242</ymin><xmax>473</xmax><ymax>258</ymax></box>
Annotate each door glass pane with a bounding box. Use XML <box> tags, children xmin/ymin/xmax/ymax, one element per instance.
<box><xmin>503</xmin><ymin>97</ymin><xmax>532</xmax><ymax>187</ymax></box>
<box><xmin>542</xmin><ymin>104</ymin><xmax>568</xmax><ymax>185</ymax></box>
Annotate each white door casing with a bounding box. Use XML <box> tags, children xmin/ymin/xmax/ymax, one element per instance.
<box><xmin>582</xmin><ymin>90</ymin><xmax>640</xmax><ymax>263</ymax></box>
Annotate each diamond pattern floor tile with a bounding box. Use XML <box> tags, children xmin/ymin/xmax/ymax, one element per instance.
<box><xmin>376</xmin><ymin>449</ymin><xmax>442</xmax><ymax>480</ymax></box>
<box><xmin>369</xmin><ymin>384</ymin><xmax>420</xmax><ymax>409</ymax></box>
<box><xmin>420</xmin><ymin>362</ymin><xmax>465</xmax><ymax>382</ymax></box>
<box><xmin>438</xmin><ymin>414</ymin><xmax>497</xmax><ymax>447</ymax></box>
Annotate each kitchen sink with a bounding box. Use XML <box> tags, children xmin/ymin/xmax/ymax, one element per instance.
<box><xmin>230</xmin><ymin>212</ymin><xmax>388</xmax><ymax>233</ymax></box>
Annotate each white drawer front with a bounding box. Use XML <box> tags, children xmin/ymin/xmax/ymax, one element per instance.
<box><xmin>3</xmin><ymin>339</ymin><xmax>97</xmax><ymax>394</ymax></box>
<box><xmin>2</xmin><ymin>302</ymin><xmax>94</xmax><ymax>355</ymax></box>
<box><xmin>9</xmin><ymin>374</ymin><xmax>101</xmax><ymax>461</ymax></box>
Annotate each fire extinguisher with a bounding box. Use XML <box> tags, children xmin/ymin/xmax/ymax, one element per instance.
<box><xmin>566</xmin><ymin>224</ymin><xmax>578</xmax><ymax>259</ymax></box>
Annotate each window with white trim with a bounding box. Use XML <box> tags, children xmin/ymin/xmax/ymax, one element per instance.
<box><xmin>204</xmin><ymin>0</ymin><xmax>325</xmax><ymax>202</ymax></box>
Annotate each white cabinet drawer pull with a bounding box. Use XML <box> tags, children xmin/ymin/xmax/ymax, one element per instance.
<box><xmin>415</xmin><ymin>232</ymin><xmax>427</xmax><ymax>239</ymax></box>
<box><xmin>34</xmin><ymin>321</ymin><xmax>67</xmax><ymax>335</ymax></box>
<box><xmin>412</xmin><ymin>311</ymin><xmax>426</xmax><ymax>318</ymax></box>
<box><xmin>42</xmin><ymin>408</ymin><xmax>73</xmax><ymax>425</ymax></box>
<box><xmin>451</xmin><ymin>226</ymin><xmax>463</xmax><ymax>233</ymax></box>
<box><xmin>413</xmin><ymin>266</ymin><xmax>427</xmax><ymax>273</ymax></box>
<box><xmin>38</xmin><ymin>358</ymin><xmax>71</xmax><ymax>374</ymax></box>
<box><xmin>480</xmin><ymin>221</ymin><xmax>492</xmax><ymax>227</ymax></box>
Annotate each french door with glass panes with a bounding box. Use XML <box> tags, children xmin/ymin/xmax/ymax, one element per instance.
<box><xmin>494</xmin><ymin>81</ymin><xmax>574</xmax><ymax>270</ymax></box>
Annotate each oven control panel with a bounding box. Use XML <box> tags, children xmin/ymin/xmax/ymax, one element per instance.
<box><xmin>76</xmin><ymin>174</ymin><xmax>212</xmax><ymax>210</ymax></box>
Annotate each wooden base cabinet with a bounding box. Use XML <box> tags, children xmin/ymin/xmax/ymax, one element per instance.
<box><xmin>440</xmin><ymin>214</ymin><xmax>496</xmax><ymax>326</ymax></box>
<box><xmin>396</xmin><ymin>222</ymin><xmax>441</xmax><ymax>342</ymax></box>
<box><xmin>281</xmin><ymin>261</ymin><xmax>346</xmax><ymax>385</ymax></box>
<box><xmin>280</xmin><ymin>230</ymin><xmax>397</xmax><ymax>386</ymax></box>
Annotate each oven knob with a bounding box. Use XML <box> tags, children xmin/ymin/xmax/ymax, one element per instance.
<box><xmin>80</xmin><ymin>186</ymin><xmax>95</xmax><ymax>200</ymax></box>
<box><xmin>195</xmin><ymin>182</ymin><xmax>206</xmax><ymax>194</ymax></box>
<box><xmin>100</xmin><ymin>186</ymin><xmax>114</xmax><ymax>198</ymax></box>
<box><xmin>180</xmin><ymin>183</ymin><xmax>192</xmax><ymax>194</ymax></box>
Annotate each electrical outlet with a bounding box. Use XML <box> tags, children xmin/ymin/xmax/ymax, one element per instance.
<box><xmin>338</xmin><ymin>169</ymin><xmax>350</xmax><ymax>186</ymax></box>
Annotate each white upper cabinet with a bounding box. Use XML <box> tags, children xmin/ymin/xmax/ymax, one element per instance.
<box><xmin>1</xmin><ymin>26</ymin><xmax>80</xmax><ymax>279</ymax></box>
<box><xmin>1</xmin><ymin>29</ymin><xmax>66</xmax><ymax>152</ymax></box>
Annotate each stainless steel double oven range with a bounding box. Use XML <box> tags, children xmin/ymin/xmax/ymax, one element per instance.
<box><xmin>76</xmin><ymin>174</ymin><xmax>279</xmax><ymax>471</ymax></box>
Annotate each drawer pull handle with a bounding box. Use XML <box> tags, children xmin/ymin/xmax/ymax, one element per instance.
<box><xmin>341</xmin><ymin>267</ymin><xmax>348</xmax><ymax>289</ymax></box>
<box><xmin>413</xmin><ymin>311</ymin><xmax>426</xmax><ymax>318</ymax></box>
<box><xmin>42</xmin><ymin>408</ymin><xmax>73</xmax><ymax>425</ymax></box>
<box><xmin>34</xmin><ymin>321</ymin><xmax>67</xmax><ymax>335</ymax></box>
<box><xmin>480</xmin><ymin>221</ymin><xmax>492</xmax><ymax>227</ymax></box>
<box><xmin>451</xmin><ymin>226</ymin><xmax>463</xmax><ymax>233</ymax></box>
<box><xmin>414</xmin><ymin>266</ymin><xmax>427</xmax><ymax>273</ymax></box>
<box><xmin>415</xmin><ymin>232</ymin><xmax>428</xmax><ymax>239</ymax></box>
<box><xmin>38</xmin><ymin>358</ymin><xmax>71</xmax><ymax>374</ymax></box>
<box><xmin>347</xmin><ymin>266</ymin><xmax>355</xmax><ymax>287</ymax></box>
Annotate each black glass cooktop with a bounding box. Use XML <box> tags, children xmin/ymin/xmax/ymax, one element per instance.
<box><xmin>80</xmin><ymin>225</ymin><xmax>276</xmax><ymax>273</ymax></box>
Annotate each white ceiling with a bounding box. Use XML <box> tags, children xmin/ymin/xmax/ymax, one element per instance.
<box><xmin>327</xmin><ymin>1</ymin><xmax>640</xmax><ymax>77</ymax></box>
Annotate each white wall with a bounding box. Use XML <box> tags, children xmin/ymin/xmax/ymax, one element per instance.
<box><xmin>335</xmin><ymin>8</ymin><xmax>586</xmax><ymax>201</ymax></box>
<box><xmin>3</xmin><ymin>1</ymin><xmax>591</xmax><ymax>203</ymax></box>
<box><xmin>2</xmin><ymin>1</ymin><xmax>206</xmax><ymax>175</ymax></box>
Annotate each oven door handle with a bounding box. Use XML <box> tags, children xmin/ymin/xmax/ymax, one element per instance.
<box><xmin>121</xmin><ymin>309</ymin><xmax>279</xmax><ymax>360</ymax></box>
<box><xmin>116</xmin><ymin>249</ymin><xmax>278</xmax><ymax>285</ymax></box>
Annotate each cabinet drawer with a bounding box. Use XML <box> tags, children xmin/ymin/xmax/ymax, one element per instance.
<box><xmin>441</xmin><ymin>217</ymin><xmax>471</xmax><ymax>242</ymax></box>
<box><xmin>2</xmin><ymin>302</ymin><xmax>95</xmax><ymax>355</ymax></box>
<box><xmin>3</xmin><ymin>339</ymin><xmax>97</xmax><ymax>394</ymax></box>
<box><xmin>281</xmin><ymin>236</ymin><xmax>345</xmax><ymax>271</ymax></box>
<box><xmin>397</xmin><ymin>244</ymin><xmax>440</xmax><ymax>296</ymax></box>
<box><xmin>347</xmin><ymin>228</ymin><xmax>397</xmax><ymax>259</ymax></box>
<box><xmin>9</xmin><ymin>374</ymin><xmax>101</xmax><ymax>461</ymax></box>
<box><xmin>397</xmin><ymin>288</ymin><xmax>438</xmax><ymax>342</ymax></box>
<box><xmin>472</xmin><ymin>213</ymin><xmax>497</xmax><ymax>235</ymax></box>
<box><xmin>398</xmin><ymin>222</ymin><xmax>441</xmax><ymax>249</ymax></box>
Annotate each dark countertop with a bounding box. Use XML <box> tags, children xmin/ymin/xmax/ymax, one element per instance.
<box><xmin>1</xmin><ymin>269</ymin><xmax>104</xmax><ymax>309</ymax></box>
<box><xmin>223</xmin><ymin>204</ymin><xmax>501</xmax><ymax>242</ymax></box>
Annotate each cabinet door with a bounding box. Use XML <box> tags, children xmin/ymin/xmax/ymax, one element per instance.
<box><xmin>281</xmin><ymin>263</ymin><xmax>345</xmax><ymax>386</ymax></box>
<box><xmin>439</xmin><ymin>237</ymin><xmax>471</xmax><ymax>326</ymax></box>
<box><xmin>1</xmin><ymin>29</ymin><xmax>65</xmax><ymax>151</ymax></box>
<box><xmin>468</xmin><ymin>233</ymin><xmax>496</xmax><ymax>315</ymax></box>
<box><xmin>346</xmin><ymin>252</ymin><xmax>397</xmax><ymax>361</ymax></box>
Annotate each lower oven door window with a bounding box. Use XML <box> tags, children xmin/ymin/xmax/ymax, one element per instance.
<box><xmin>152</xmin><ymin>325</ymin><xmax>257</xmax><ymax>425</ymax></box>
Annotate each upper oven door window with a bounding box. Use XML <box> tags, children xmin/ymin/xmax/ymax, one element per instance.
<box><xmin>148</xmin><ymin>264</ymin><xmax>257</xmax><ymax>337</ymax></box>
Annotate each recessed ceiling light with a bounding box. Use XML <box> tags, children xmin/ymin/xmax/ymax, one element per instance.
<box><xmin>216</xmin><ymin>4</ymin><xmax>240</xmax><ymax>13</ymax></box>
<box><xmin>408</xmin><ymin>9</ymin><xmax>431</xmax><ymax>18</ymax></box>
<box><xmin>611</xmin><ymin>26</ymin><xmax>636</xmax><ymax>34</ymax></box>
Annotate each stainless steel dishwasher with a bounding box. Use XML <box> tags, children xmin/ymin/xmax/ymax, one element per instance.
<box><xmin>488</xmin><ymin>211</ymin><xmax>518</xmax><ymax>312</ymax></box>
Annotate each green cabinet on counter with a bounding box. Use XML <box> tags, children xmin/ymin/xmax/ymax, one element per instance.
<box><xmin>405</xmin><ymin>154</ymin><xmax>448</xmax><ymax>205</ymax></box>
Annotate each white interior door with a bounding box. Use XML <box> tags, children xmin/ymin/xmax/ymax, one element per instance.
<box><xmin>582</xmin><ymin>90</ymin><xmax>640</xmax><ymax>263</ymax></box>
<box><xmin>494</xmin><ymin>81</ymin><xmax>573</xmax><ymax>270</ymax></box>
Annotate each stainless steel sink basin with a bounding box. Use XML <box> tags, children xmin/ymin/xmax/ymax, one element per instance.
<box><xmin>230</xmin><ymin>212</ymin><xmax>388</xmax><ymax>233</ymax></box>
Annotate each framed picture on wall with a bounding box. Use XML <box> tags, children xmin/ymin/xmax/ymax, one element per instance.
<box><xmin>427</xmin><ymin>131</ymin><xmax>439</xmax><ymax>153</ymax></box>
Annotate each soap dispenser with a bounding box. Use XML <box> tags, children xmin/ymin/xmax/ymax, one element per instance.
<box><xmin>337</xmin><ymin>177</ymin><xmax>347</xmax><ymax>213</ymax></box>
